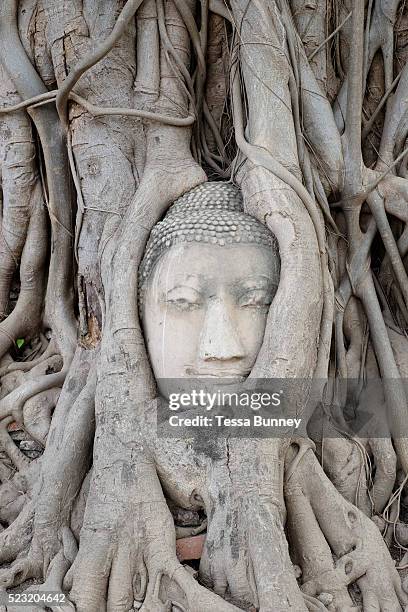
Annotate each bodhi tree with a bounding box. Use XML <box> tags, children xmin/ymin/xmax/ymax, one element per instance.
<box><xmin>2</xmin><ymin>0</ymin><xmax>408</xmax><ymax>609</ymax></box>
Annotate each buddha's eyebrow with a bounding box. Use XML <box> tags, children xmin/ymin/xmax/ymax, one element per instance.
<box><xmin>234</xmin><ymin>275</ymin><xmax>274</xmax><ymax>290</ymax></box>
<box><xmin>167</xmin><ymin>274</ymin><xmax>207</xmax><ymax>290</ymax></box>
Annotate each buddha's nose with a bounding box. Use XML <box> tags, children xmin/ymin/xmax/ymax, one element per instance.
<box><xmin>199</xmin><ymin>298</ymin><xmax>245</xmax><ymax>362</ymax></box>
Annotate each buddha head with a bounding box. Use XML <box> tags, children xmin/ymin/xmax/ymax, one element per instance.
<box><xmin>139</xmin><ymin>182</ymin><xmax>280</xmax><ymax>392</ymax></box>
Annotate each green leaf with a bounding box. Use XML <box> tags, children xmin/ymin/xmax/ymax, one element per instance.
<box><xmin>16</xmin><ymin>338</ymin><xmax>25</xmax><ymax>349</ymax></box>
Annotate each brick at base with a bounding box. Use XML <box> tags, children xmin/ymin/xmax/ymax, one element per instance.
<box><xmin>176</xmin><ymin>534</ymin><xmax>205</xmax><ymax>561</ymax></box>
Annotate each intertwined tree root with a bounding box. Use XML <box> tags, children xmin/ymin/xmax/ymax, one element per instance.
<box><xmin>1</xmin><ymin>394</ymin><xmax>405</xmax><ymax>612</ymax></box>
<box><xmin>1</xmin><ymin>0</ymin><xmax>408</xmax><ymax>610</ymax></box>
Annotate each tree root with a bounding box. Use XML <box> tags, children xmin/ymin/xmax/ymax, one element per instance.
<box><xmin>7</xmin><ymin>528</ymin><xmax>79</xmax><ymax>612</ymax></box>
<box><xmin>67</xmin><ymin>395</ymin><xmax>306</xmax><ymax>612</ymax></box>
<box><xmin>30</xmin><ymin>365</ymin><xmax>96</xmax><ymax>571</ymax></box>
<box><xmin>317</xmin><ymin>433</ymin><xmax>372</xmax><ymax>517</ymax></box>
<box><xmin>0</xmin><ymin>554</ymin><xmax>41</xmax><ymax>590</ymax></box>
<box><xmin>1</xmin><ymin>4</ymin><xmax>406</xmax><ymax>612</ymax></box>
<box><xmin>0</xmin><ymin>458</ymin><xmax>39</xmax><ymax>525</ymax></box>
<box><xmin>23</xmin><ymin>387</ymin><xmax>61</xmax><ymax>445</ymax></box>
<box><xmin>0</xmin><ymin>0</ymin><xmax>77</xmax><ymax>366</ymax></box>
<box><xmin>0</xmin><ymin>416</ymin><xmax>31</xmax><ymax>471</ymax></box>
<box><xmin>0</xmin><ymin>499</ymin><xmax>34</xmax><ymax>564</ymax></box>
<box><xmin>0</xmin><ymin>355</ymin><xmax>66</xmax><ymax>423</ymax></box>
<box><xmin>55</xmin><ymin>0</ymin><xmax>146</xmax><ymax>129</ymax></box>
<box><xmin>285</xmin><ymin>445</ymin><xmax>407</xmax><ymax>611</ymax></box>
<box><xmin>0</xmin><ymin>370</ymin><xmax>65</xmax><ymax>423</ymax></box>
<box><xmin>0</xmin><ymin>348</ymin><xmax>74</xmax><ymax>542</ymax></box>
<box><xmin>0</xmin><ymin>187</ymin><xmax>47</xmax><ymax>361</ymax></box>
<box><xmin>0</xmin><ymin>337</ymin><xmax>57</xmax><ymax>378</ymax></box>
<box><xmin>139</xmin><ymin>563</ymin><xmax>243</xmax><ymax>612</ymax></box>
<box><xmin>0</xmin><ymin>68</ymin><xmax>37</xmax><ymax>322</ymax></box>
<box><xmin>69</xmin><ymin>498</ymin><xmax>244</xmax><ymax>612</ymax></box>
<box><xmin>0</xmin><ymin>348</ymin><xmax>94</xmax><ymax>591</ymax></box>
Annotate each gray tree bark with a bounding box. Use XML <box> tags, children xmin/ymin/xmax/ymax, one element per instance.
<box><xmin>0</xmin><ymin>1</ymin><xmax>408</xmax><ymax>611</ymax></box>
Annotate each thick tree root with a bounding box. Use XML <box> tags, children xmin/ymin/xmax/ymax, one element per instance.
<box><xmin>2</xmin><ymin>4</ymin><xmax>408</xmax><ymax>612</ymax></box>
<box><xmin>0</xmin><ymin>348</ymin><xmax>93</xmax><ymax>590</ymax></box>
<box><xmin>69</xmin><ymin>498</ymin><xmax>244</xmax><ymax>612</ymax></box>
<box><xmin>0</xmin><ymin>458</ymin><xmax>40</xmax><ymax>525</ymax></box>
<box><xmin>64</xmin><ymin>402</ymin><xmax>305</xmax><ymax>611</ymax></box>
<box><xmin>0</xmin><ymin>69</ymin><xmax>38</xmax><ymax>323</ymax></box>
<box><xmin>23</xmin><ymin>387</ymin><xmax>61</xmax><ymax>445</ymax></box>
<box><xmin>6</xmin><ymin>529</ymin><xmax>78</xmax><ymax>612</ymax></box>
<box><xmin>0</xmin><ymin>370</ymin><xmax>65</xmax><ymax>423</ymax></box>
<box><xmin>0</xmin><ymin>187</ymin><xmax>48</xmax><ymax>361</ymax></box>
<box><xmin>0</xmin><ymin>500</ymin><xmax>34</xmax><ymax>564</ymax></box>
<box><xmin>285</xmin><ymin>445</ymin><xmax>407</xmax><ymax>611</ymax></box>
<box><xmin>0</xmin><ymin>338</ymin><xmax>57</xmax><ymax>378</ymax></box>
<box><xmin>57</xmin><ymin>430</ymin><xmax>403</xmax><ymax>611</ymax></box>
<box><xmin>0</xmin><ymin>555</ymin><xmax>40</xmax><ymax>590</ymax></box>
<box><xmin>31</xmin><ymin>364</ymin><xmax>96</xmax><ymax>571</ymax></box>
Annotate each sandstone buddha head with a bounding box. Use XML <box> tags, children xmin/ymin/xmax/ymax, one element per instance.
<box><xmin>139</xmin><ymin>182</ymin><xmax>280</xmax><ymax>390</ymax></box>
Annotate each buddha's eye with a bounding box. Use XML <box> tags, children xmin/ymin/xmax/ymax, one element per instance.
<box><xmin>165</xmin><ymin>287</ymin><xmax>203</xmax><ymax>311</ymax></box>
<box><xmin>238</xmin><ymin>289</ymin><xmax>272</xmax><ymax>309</ymax></box>
<box><xmin>167</xmin><ymin>298</ymin><xmax>201</xmax><ymax>311</ymax></box>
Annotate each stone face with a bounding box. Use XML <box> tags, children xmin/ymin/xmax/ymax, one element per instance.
<box><xmin>141</xmin><ymin>242</ymin><xmax>278</xmax><ymax>391</ymax></box>
<box><xmin>140</xmin><ymin>182</ymin><xmax>281</xmax><ymax>398</ymax></box>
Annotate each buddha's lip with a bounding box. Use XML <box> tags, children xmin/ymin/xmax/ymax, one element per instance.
<box><xmin>184</xmin><ymin>368</ymin><xmax>249</xmax><ymax>379</ymax></box>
